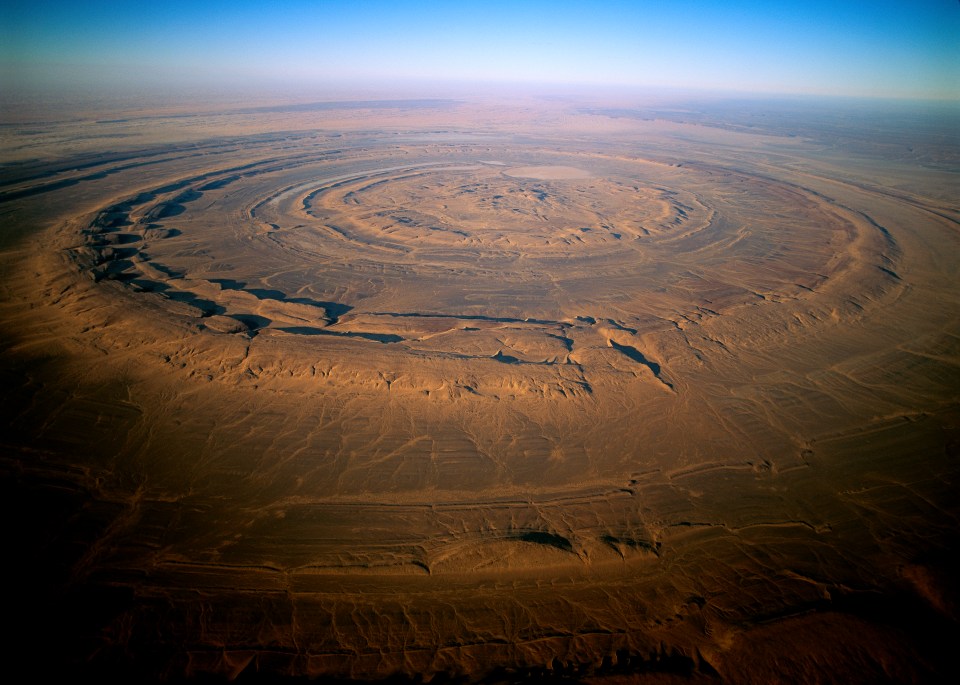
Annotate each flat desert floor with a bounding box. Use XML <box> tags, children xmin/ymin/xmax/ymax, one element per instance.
<box><xmin>1</xmin><ymin>94</ymin><xmax>958</xmax><ymax>683</ymax></box>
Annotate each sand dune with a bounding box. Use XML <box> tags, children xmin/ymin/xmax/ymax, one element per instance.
<box><xmin>1</xmin><ymin>96</ymin><xmax>958</xmax><ymax>682</ymax></box>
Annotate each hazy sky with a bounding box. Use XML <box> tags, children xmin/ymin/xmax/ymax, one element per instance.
<box><xmin>2</xmin><ymin>0</ymin><xmax>958</xmax><ymax>99</ymax></box>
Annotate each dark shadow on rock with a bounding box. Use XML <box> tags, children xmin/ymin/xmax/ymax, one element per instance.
<box><xmin>90</xmin><ymin>232</ymin><xmax>141</xmax><ymax>247</ymax></box>
<box><xmin>198</xmin><ymin>176</ymin><xmax>240</xmax><ymax>191</ymax></box>
<box><xmin>150</xmin><ymin>202</ymin><xmax>186</xmax><ymax>219</ymax></box>
<box><xmin>145</xmin><ymin>261</ymin><xmax>184</xmax><ymax>279</ymax></box>
<box><xmin>130</xmin><ymin>279</ymin><xmax>170</xmax><ymax>294</ymax></box>
<box><xmin>609</xmin><ymin>340</ymin><xmax>674</xmax><ymax>389</ymax></box>
<box><xmin>93</xmin><ymin>246</ymin><xmax>139</xmax><ymax>262</ymax></box>
<box><xmin>91</xmin><ymin>203</ymin><xmax>133</xmax><ymax>230</ymax></box>
<box><xmin>210</xmin><ymin>280</ymin><xmax>353</xmax><ymax>324</ymax></box>
<box><xmin>94</xmin><ymin>259</ymin><xmax>137</xmax><ymax>281</ymax></box>
<box><xmin>229</xmin><ymin>314</ymin><xmax>271</xmax><ymax>331</ymax></box>
<box><xmin>373</xmin><ymin>311</ymin><xmax>565</xmax><ymax>327</ymax></box>
<box><xmin>164</xmin><ymin>291</ymin><xmax>225</xmax><ymax>316</ymax></box>
<box><xmin>278</xmin><ymin>327</ymin><xmax>403</xmax><ymax>343</ymax></box>
<box><xmin>247</xmin><ymin>288</ymin><xmax>287</xmax><ymax>301</ymax></box>
<box><xmin>516</xmin><ymin>531</ymin><xmax>574</xmax><ymax>552</ymax></box>
<box><xmin>210</xmin><ymin>278</ymin><xmax>247</xmax><ymax>290</ymax></box>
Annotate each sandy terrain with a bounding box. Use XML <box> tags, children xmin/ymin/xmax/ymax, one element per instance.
<box><xmin>1</xmin><ymin>95</ymin><xmax>958</xmax><ymax>683</ymax></box>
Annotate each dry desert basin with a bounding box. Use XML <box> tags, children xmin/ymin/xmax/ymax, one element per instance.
<box><xmin>1</xmin><ymin>94</ymin><xmax>958</xmax><ymax>683</ymax></box>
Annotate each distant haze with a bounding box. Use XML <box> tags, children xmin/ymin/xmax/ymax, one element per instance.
<box><xmin>2</xmin><ymin>0</ymin><xmax>958</xmax><ymax>101</ymax></box>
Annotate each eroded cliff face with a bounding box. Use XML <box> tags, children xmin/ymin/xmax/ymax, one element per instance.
<box><xmin>2</xmin><ymin>97</ymin><xmax>958</xmax><ymax>683</ymax></box>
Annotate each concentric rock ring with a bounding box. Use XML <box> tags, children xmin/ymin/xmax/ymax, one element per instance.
<box><xmin>77</xmin><ymin>141</ymin><xmax>877</xmax><ymax>370</ymax></box>
<box><xmin>13</xmin><ymin>118</ymin><xmax>951</xmax><ymax>682</ymax></box>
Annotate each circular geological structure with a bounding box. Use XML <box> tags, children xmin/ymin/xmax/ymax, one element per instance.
<box><xmin>75</xmin><ymin>141</ymin><xmax>875</xmax><ymax>396</ymax></box>
<box><xmin>3</xmin><ymin>115</ymin><xmax>959</xmax><ymax>682</ymax></box>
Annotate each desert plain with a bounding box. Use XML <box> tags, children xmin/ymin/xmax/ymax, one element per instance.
<box><xmin>1</xmin><ymin>93</ymin><xmax>958</xmax><ymax>683</ymax></box>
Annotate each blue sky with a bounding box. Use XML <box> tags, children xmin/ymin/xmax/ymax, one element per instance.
<box><xmin>2</xmin><ymin>1</ymin><xmax>958</xmax><ymax>99</ymax></box>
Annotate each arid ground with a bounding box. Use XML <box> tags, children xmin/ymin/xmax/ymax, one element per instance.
<box><xmin>1</xmin><ymin>94</ymin><xmax>958</xmax><ymax>683</ymax></box>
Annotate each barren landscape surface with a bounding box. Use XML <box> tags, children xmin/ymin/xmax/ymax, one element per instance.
<box><xmin>1</xmin><ymin>95</ymin><xmax>959</xmax><ymax>683</ymax></box>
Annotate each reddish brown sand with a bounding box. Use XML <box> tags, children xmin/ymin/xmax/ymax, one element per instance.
<box><xmin>1</xmin><ymin>95</ymin><xmax>958</xmax><ymax>683</ymax></box>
